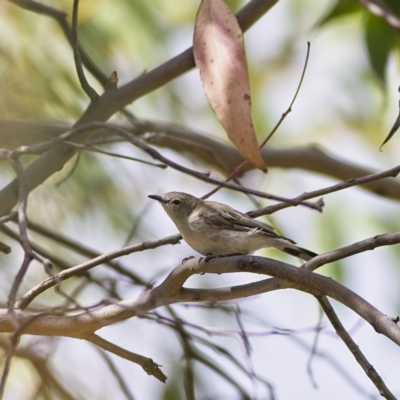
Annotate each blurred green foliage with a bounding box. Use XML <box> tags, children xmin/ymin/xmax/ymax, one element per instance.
<box><xmin>1</xmin><ymin>1</ymin><xmax>400</xmax><ymax>397</ymax></box>
<box><xmin>320</xmin><ymin>0</ymin><xmax>400</xmax><ymax>83</ymax></box>
<box><xmin>1</xmin><ymin>0</ymin><xmax>399</xmax><ymax>273</ymax></box>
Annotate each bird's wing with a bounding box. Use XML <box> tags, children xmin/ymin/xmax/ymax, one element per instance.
<box><xmin>201</xmin><ymin>202</ymin><xmax>295</xmax><ymax>242</ymax></box>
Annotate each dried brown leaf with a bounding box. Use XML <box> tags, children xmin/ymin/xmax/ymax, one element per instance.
<box><xmin>193</xmin><ymin>0</ymin><xmax>267</xmax><ymax>171</ymax></box>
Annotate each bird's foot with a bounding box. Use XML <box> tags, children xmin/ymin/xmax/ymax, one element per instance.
<box><xmin>182</xmin><ymin>255</ymin><xmax>195</xmax><ymax>264</ymax></box>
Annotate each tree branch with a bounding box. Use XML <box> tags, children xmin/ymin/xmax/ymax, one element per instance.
<box><xmin>248</xmin><ymin>163</ymin><xmax>400</xmax><ymax>217</ymax></box>
<box><xmin>0</xmin><ymin>255</ymin><xmax>399</xmax><ymax>351</ymax></box>
<box><xmin>2</xmin><ymin>120</ymin><xmax>400</xmax><ymax>204</ymax></box>
<box><xmin>317</xmin><ymin>296</ymin><xmax>397</xmax><ymax>400</ymax></box>
<box><xmin>0</xmin><ymin>0</ymin><xmax>279</xmax><ymax>219</ymax></box>
<box><xmin>87</xmin><ymin>333</ymin><xmax>167</xmax><ymax>383</ymax></box>
<box><xmin>0</xmin><ymin>121</ymin><xmax>321</xmax><ymax>208</ymax></box>
<box><xmin>71</xmin><ymin>0</ymin><xmax>98</xmax><ymax>101</ymax></box>
<box><xmin>303</xmin><ymin>231</ymin><xmax>400</xmax><ymax>272</ymax></box>
<box><xmin>15</xmin><ymin>234</ymin><xmax>182</xmax><ymax>310</ymax></box>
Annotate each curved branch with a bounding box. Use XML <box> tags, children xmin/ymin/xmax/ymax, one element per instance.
<box><xmin>2</xmin><ymin>120</ymin><xmax>400</xmax><ymax>203</ymax></box>
<box><xmin>0</xmin><ymin>255</ymin><xmax>399</xmax><ymax>350</ymax></box>
<box><xmin>303</xmin><ymin>231</ymin><xmax>400</xmax><ymax>272</ymax></box>
<box><xmin>14</xmin><ymin>217</ymin><xmax>400</xmax><ymax>314</ymax></box>
<box><xmin>248</xmin><ymin>164</ymin><xmax>400</xmax><ymax>216</ymax></box>
<box><xmin>317</xmin><ymin>296</ymin><xmax>396</xmax><ymax>400</ymax></box>
<box><xmin>71</xmin><ymin>0</ymin><xmax>98</xmax><ymax>101</ymax></box>
<box><xmin>143</xmin><ymin>124</ymin><xmax>400</xmax><ymax>201</ymax></box>
<box><xmin>16</xmin><ymin>233</ymin><xmax>182</xmax><ymax>310</ymax></box>
<box><xmin>87</xmin><ymin>333</ymin><xmax>167</xmax><ymax>383</ymax></box>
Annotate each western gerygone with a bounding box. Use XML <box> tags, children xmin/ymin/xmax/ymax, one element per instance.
<box><xmin>148</xmin><ymin>192</ymin><xmax>316</xmax><ymax>261</ymax></box>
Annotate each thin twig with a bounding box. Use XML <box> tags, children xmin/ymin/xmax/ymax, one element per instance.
<box><xmin>149</xmin><ymin>309</ymin><xmax>276</xmax><ymax>397</ymax></box>
<box><xmin>303</xmin><ymin>231</ymin><xmax>400</xmax><ymax>272</ymax></box>
<box><xmin>204</xmin><ymin>42</ymin><xmax>311</xmax><ymax>200</ymax></box>
<box><xmin>0</xmin><ymin>337</ymin><xmax>77</xmax><ymax>400</ymax></box>
<box><xmin>22</xmin><ymin>349</ymin><xmax>77</xmax><ymax>400</ymax></box>
<box><xmin>71</xmin><ymin>0</ymin><xmax>98</xmax><ymax>101</ymax></box>
<box><xmin>16</xmin><ymin>234</ymin><xmax>181</xmax><ymax>310</ymax></box>
<box><xmin>64</xmin><ymin>141</ymin><xmax>167</xmax><ymax>168</ymax></box>
<box><xmin>54</xmin><ymin>151</ymin><xmax>81</xmax><ymax>187</ymax></box>
<box><xmin>149</xmin><ymin>311</ymin><xmax>324</xmax><ymax>338</ymax></box>
<box><xmin>191</xmin><ymin>347</ymin><xmax>252</xmax><ymax>398</ymax></box>
<box><xmin>101</xmin><ymin>124</ymin><xmax>321</xmax><ymax>209</ymax></box>
<box><xmin>94</xmin><ymin>348</ymin><xmax>136</xmax><ymax>400</ymax></box>
<box><xmin>289</xmin><ymin>334</ymin><xmax>375</xmax><ymax>398</ymax></box>
<box><xmin>167</xmin><ymin>305</ymin><xmax>251</xmax><ymax>399</ymax></box>
<box><xmin>7</xmin><ymin>159</ymin><xmax>52</xmax><ymax>317</ymax></box>
<box><xmin>0</xmin><ymin>333</ymin><xmax>20</xmax><ymax>399</ymax></box>
<box><xmin>248</xmin><ymin>164</ymin><xmax>400</xmax><ymax>217</ymax></box>
<box><xmin>87</xmin><ymin>334</ymin><xmax>166</xmax><ymax>383</ymax></box>
<box><xmin>0</xmin><ymin>223</ymin><xmax>124</xmax><ymax>302</ymax></box>
<box><xmin>306</xmin><ymin>307</ymin><xmax>323</xmax><ymax>389</ymax></box>
<box><xmin>10</xmin><ymin>123</ymin><xmax>99</xmax><ymax>156</ymax></box>
<box><xmin>0</xmin><ymin>211</ymin><xmax>17</xmax><ymax>225</ymax></box>
<box><xmin>5</xmin><ymin>123</ymin><xmax>165</xmax><ymax>169</ymax></box>
<box><xmin>317</xmin><ymin>296</ymin><xmax>397</xmax><ymax>400</ymax></box>
<box><xmin>15</xmin><ymin>219</ymin><xmax>146</xmax><ymax>285</ymax></box>
<box><xmin>110</xmin><ymin>121</ymin><xmax>400</xmax><ymax>202</ymax></box>
<box><xmin>260</xmin><ymin>42</ymin><xmax>311</xmax><ymax>148</ymax></box>
<box><xmin>8</xmin><ymin>0</ymin><xmax>67</xmax><ymax>18</ymax></box>
<box><xmin>4</xmin><ymin>121</ymin><xmax>320</xmax><ymax>209</ymax></box>
<box><xmin>165</xmin><ymin>307</ymin><xmax>196</xmax><ymax>400</ymax></box>
<box><xmin>234</xmin><ymin>306</ymin><xmax>259</xmax><ymax>399</ymax></box>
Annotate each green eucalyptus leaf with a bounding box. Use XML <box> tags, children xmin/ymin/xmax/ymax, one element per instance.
<box><xmin>319</xmin><ymin>0</ymin><xmax>360</xmax><ymax>27</ymax></box>
<box><xmin>364</xmin><ymin>12</ymin><xmax>398</xmax><ymax>82</ymax></box>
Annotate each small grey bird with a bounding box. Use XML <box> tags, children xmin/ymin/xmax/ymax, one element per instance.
<box><xmin>148</xmin><ymin>192</ymin><xmax>316</xmax><ymax>261</ymax></box>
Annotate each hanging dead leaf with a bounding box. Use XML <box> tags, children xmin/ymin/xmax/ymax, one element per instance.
<box><xmin>193</xmin><ymin>0</ymin><xmax>267</xmax><ymax>171</ymax></box>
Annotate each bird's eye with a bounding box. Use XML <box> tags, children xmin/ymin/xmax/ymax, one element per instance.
<box><xmin>172</xmin><ymin>199</ymin><xmax>181</xmax><ymax>206</ymax></box>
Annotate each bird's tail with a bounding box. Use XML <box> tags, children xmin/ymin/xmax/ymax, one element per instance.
<box><xmin>272</xmin><ymin>239</ymin><xmax>317</xmax><ymax>261</ymax></box>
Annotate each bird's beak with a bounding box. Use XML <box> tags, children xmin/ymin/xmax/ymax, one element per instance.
<box><xmin>148</xmin><ymin>194</ymin><xmax>164</xmax><ymax>203</ymax></box>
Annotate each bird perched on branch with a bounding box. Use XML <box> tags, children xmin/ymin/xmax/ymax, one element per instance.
<box><xmin>149</xmin><ymin>192</ymin><xmax>316</xmax><ymax>261</ymax></box>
